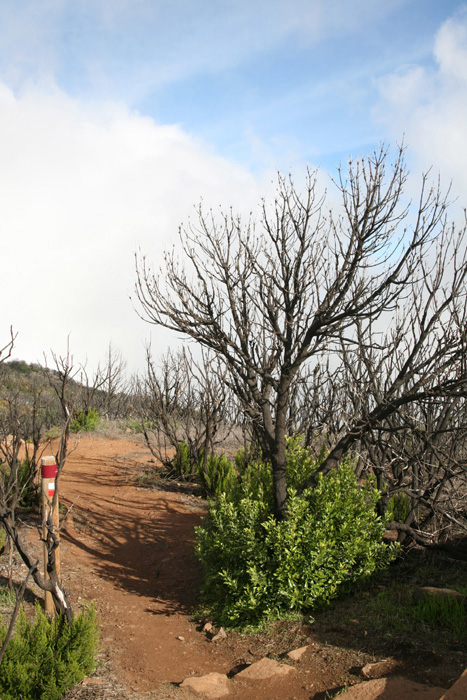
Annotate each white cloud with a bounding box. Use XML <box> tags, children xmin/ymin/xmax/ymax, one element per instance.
<box><xmin>375</xmin><ymin>7</ymin><xmax>467</xmax><ymax>206</ymax></box>
<box><xmin>434</xmin><ymin>11</ymin><xmax>467</xmax><ymax>82</ymax></box>
<box><xmin>0</xmin><ymin>81</ymin><xmax>263</xmax><ymax>373</ymax></box>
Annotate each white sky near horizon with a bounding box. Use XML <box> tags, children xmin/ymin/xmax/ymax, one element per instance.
<box><xmin>1</xmin><ymin>0</ymin><xmax>467</xmax><ymax>375</ymax></box>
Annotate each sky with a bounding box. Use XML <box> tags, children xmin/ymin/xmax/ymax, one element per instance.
<box><xmin>1</xmin><ymin>0</ymin><xmax>467</xmax><ymax>376</ymax></box>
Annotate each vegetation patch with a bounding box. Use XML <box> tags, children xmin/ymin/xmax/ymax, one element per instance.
<box><xmin>196</xmin><ymin>442</ymin><xmax>397</xmax><ymax>627</ymax></box>
<box><xmin>0</xmin><ymin>603</ymin><xmax>100</xmax><ymax>700</ymax></box>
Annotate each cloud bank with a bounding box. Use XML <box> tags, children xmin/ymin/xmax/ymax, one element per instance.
<box><xmin>0</xmin><ymin>82</ymin><xmax>261</xmax><ymax>372</ymax></box>
<box><xmin>376</xmin><ymin>6</ymin><xmax>467</xmax><ymax>203</ymax></box>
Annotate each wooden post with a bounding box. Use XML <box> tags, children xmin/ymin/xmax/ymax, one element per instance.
<box><xmin>41</xmin><ymin>456</ymin><xmax>59</xmax><ymax>615</ymax></box>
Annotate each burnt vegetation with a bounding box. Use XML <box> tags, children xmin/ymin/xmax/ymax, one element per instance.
<box><xmin>135</xmin><ymin>145</ymin><xmax>467</xmax><ymax>560</ymax></box>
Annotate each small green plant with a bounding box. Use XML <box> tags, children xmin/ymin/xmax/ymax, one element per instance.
<box><xmin>411</xmin><ymin>595</ymin><xmax>466</xmax><ymax>638</ymax></box>
<box><xmin>17</xmin><ymin>458</ymin><xmax>39</xmax><ymax>509</ymax></box>
<box><xmin>0</xmin><ymin>586</ymin><xmax>16</xmax><ymax>609</ymax></box>
<box><xmin>70</xmin><ymin>409</ymin><xmax>99</xmax><ymax>433</ymax></box>
<box><xmin>386</xmin><ymin>491</ymin><xmax>411</xmax><ymax>522</ymax></box>
<box><xmin>45</xmin><ymin>425</ymin><xmax>63</xmax><ymax>440</ymax></box>
<box><xmin>0</xmin><ymin>603</ymin><xmax>100</xmax><ymax>700</ymax></box>
<box><xmin>0</xmin><ymin>523</ymin><xmax>6</xmax><ymax>552</ymax></box>
<box><xmin>125</xmin><ymin>418</ymin><xmax>157</xmax><ymax>433</ymax></box>
<box><xmin>197</xmin><ymin>453</ymin><xmax>238</xmax><ymax>498</ymax></box>
<box><xmin>171</xmin><ymin>441</ymin><xmax>198</xmax><ymax>477</ymax></box>
<box><xmin>233</xmin><ymin>447</ymin><xmax>248</xmax><ymax>472</ymax></box>
<box><xmin>0</xmin><ymin>458</ymin><xmax>39</xmax><ymax>510</ymax></box>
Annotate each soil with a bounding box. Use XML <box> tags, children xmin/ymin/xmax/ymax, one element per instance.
<box><xmin>3</xmin><ymin>433</ymin><xmax>464</xmax><ymax>700</ymax></box>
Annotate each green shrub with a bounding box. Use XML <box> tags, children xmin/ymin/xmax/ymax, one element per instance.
<box><xmin>386</xmin><ymin>491</ymin><xmax>412</xmax><ymax>523</ymax></box>
<box><xmin>196</xmin><ymin>455</ymin><xmax>396</xmax><ymax>627</ymax></box>
<box><xmin>233</xmin><ymin>447</ymin><xmax>248</xmax><ymax>472</ymax></box>
<box><xmin>70</xmin><ymin>409</ymin><xmax>99</xmax><ymax>433</ymax></box>
<box><xmin>0</xmin><ymin>523</ymin><xmax>6</xmax><ymax>551</ymax></box>
<box><xmin>0</xmin><ymin>603</ymin><xmax>100</xmax><ymax>700</ymax></box>
<box><xmin>171</xmin><ymin>441</ymin><xmax>199</xmax><ymax>478</ymax></box>
<box><xmin>0</xmin><ymin>458</ymin><xmax>39</xmax><ymax>510</ymax></box>
<box><xmin>197</xmin><ymin>454</ymin><xmax>238</xmax><ymax>498</ymax></box>
<box><xmin>17</xmin><ymin>458</ymin><xmax>39</xmax><ymax>509</ymax></box>
<box><xmin>126</xmin><ymin>418</ymin><xmax>157</xmax><ymax>433</ymax></box>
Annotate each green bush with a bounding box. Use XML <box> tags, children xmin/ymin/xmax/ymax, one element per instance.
<box><xmin>386</xmin><ymin>491</ymin><xmax>412</xmax><ymax>523</ymax></box>
<box><xmin>70</xmin><ymin>409</ymin><xmax>99</xmax><ymax>433</ymax></box>
<box><xmin>171</xmin><ymin>441</ymin><xmax>199</xmax><ymax>478</ymax></box>
<box><xmin>171</xmin><ymin>443</ymin><xmax>238</xmax><ymax>496</ymax></box>
<box><xmin>0</xmin><ymin>458</ymin><xmax>39</xmax><ymax>510</ymax></box>
<box><xmin>0</xmin><ymin>603</ymin><xmax>100</xmax><ymax>700</ymax></box>
<box><xmin>125</xmin><ymin>418</ymin><xmax>157</xmax><ymax>434</ymax></box>
<box><xmin>197</xmin><ymin>454</ymin><xmax>238</xmax><ymax>498</ymax></box>
<box><xmin>233</xmin><ymin>447</ymin><xmax>248</xmax><ymax>472</ymax></box>
<box><xmin>196</xmin><ymin>449</ymin><xmax>396</xmax><ymax>627</ymax></box>
<box><xmin>0</xmin><ymin>523</ymin><xmax>6</xmax><ymax>551</ymax></box>
<box><xmin>17</xmin><ymin>458</ymin><xmax>39</xmax><ymax>509</ymax></box>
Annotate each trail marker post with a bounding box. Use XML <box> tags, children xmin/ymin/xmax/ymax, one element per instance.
<box><xmin>41</xmin><ymin>456</ymin><xmax>60</xmax><ymax>615</ymax></box>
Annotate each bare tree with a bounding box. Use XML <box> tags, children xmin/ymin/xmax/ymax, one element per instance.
<box><xmin>0</xmin><ymin>326</ymin><xmax>16</xmax><ymax>363</ymax></box>
<box><xmin>97</xmin><ymin>343</ymin><xmax>129</xmax><ymax>419</ymax></box>
<box><xmin>135</xmin><ymin>346</ymin><xmax>239</xmax><ymax>481</ymax></box>
<box><xmin>0</xmin><ymin>345</ymin><xmax>79</xmax><ymax>624</ymax></box>
<box><xmin>135</xmin><ymin>145</ymin><xmax>467</xmax><ymax>521</ymax></box>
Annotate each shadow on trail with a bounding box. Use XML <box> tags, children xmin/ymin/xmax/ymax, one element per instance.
<box><xmin>60</xmin><ymin>451</ymin><xmax>205</xmax><ymax>615</ymax></box>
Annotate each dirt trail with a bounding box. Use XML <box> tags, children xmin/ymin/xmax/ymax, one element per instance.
<box><xmin>59</xmin><ymin>434</ymin><xmax>230</xmax><ymax>691</ymax></box>
<box><xmin>33</xmin><ymin>433</ymin><xmax>452</xmax><ymax>700</ymax></box>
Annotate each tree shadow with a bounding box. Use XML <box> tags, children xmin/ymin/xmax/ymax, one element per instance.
<box><xmin>60</xmin><ymin>452</ymin><xmax>205</xmax><ymax>615</ymax></box>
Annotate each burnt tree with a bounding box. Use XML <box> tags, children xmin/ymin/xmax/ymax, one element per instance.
<box><xmin>135</xmin><ymin>146</ymin><xmax>466</xmax><ymax>521</ymax></box>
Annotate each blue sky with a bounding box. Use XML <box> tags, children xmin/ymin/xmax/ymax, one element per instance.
<box><xmin>1</xmin><ymin>0</ymin><xmax>466</xmax><ymax>373</ymax></box>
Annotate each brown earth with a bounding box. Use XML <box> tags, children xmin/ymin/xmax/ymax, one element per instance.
<box><xmin>4</xmin><ymin>433</ymin><xmax>463</xmax><ymax>700</ymax></box>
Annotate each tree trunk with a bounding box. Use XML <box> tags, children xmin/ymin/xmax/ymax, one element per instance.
<box><xmin>271</xmin><ymin>381</ymin><xmax>291</xmax><ymax>521</ymax></box>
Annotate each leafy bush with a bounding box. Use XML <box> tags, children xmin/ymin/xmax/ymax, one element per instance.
<box><xmin>0</xmin><ymin>603</ymin><xmax>100</xmax><ymax>700</ymax></box>
<box><xmin>70</xmin><ymin>409</ymin><xmax>99</xmax><ymax>433</ymax></box>
<box><xmin>196</xmin><ymin>448</ymin><xmax>396</xmax><ymax>627</ymax></box>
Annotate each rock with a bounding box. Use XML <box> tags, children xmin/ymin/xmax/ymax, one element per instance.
<box><xmin>413</xmin><ymin>587</ymin><xmax>466</xmax><ymax>604</ymax></box>
<box><xmin>176</xmin><ymin>635</ymin><xmax>185</xmax><ymax>641</ymax></box>
<box><xmin>440</xmin><ymin>667</ymin><xmax>467</xmax><ymax>700</ymax></box>
<box><xmin>338</xmin><ymin>677</ymin><xmax>447</xmax><ymax>699</ymax></box>
<box><xmin>180</xmin><ymin>672</ymin><xmax>230</xmax><ymax>699</ymax></box>
<box><xmin>234</xmin><ymin>657</ymin><xmax>296</xmax><ymax>680</ymax></box>
<box><xmin>361</xmin><ymin>659</ymin><xmax>398</xmax><ymax>679</ymax></box>
<box><xmin>203</xmin><ymin>622</ymin><xmax>214</xmax><ymax>633</ymax></box>
<box><xmin>287</xmin><ymin>645</ymin><xmax>310</xmax><ymax>661</ymax></box>
<box><xmin>211</xmin><ymin>627</ymin><xmax>227</xmax><ymax>642</ymax></box>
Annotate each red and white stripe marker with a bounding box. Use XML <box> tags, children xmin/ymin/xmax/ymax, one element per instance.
<box><xmin>41</xmin><ymin>459</ymin><xmax>57</xmax><ymax>499</ymax></box>
<box><xmin>41</xmin><ymin>456</ymin><xmax>60</xmax><ymax>615</ymax></box>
